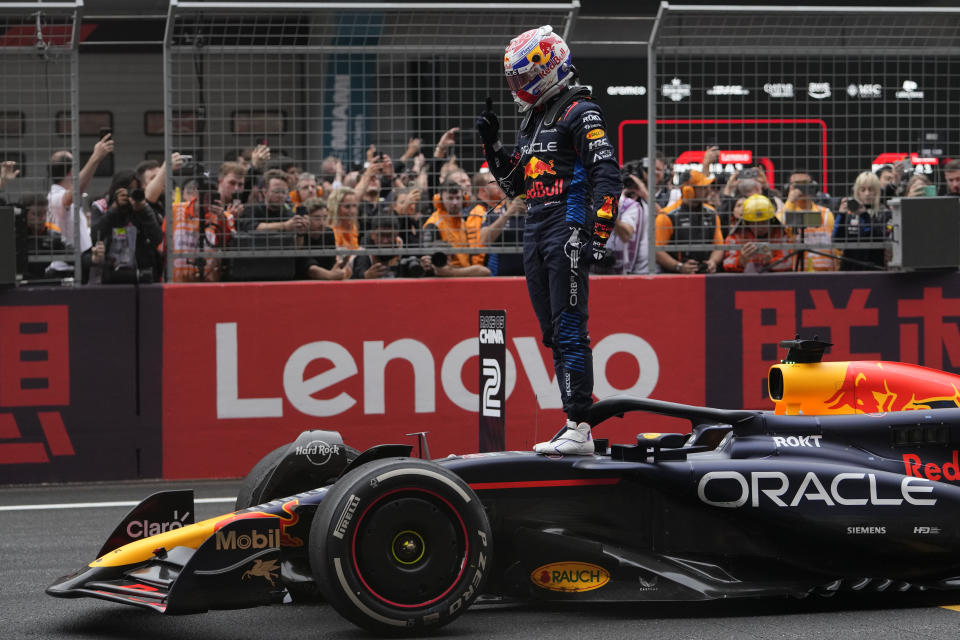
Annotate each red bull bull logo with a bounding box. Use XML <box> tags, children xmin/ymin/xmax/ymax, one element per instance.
<box><xmin>214</xmin><ymin>498</ymin><xmax>304</xmax><ymax>547</ymax></box>
<box><xmin>824</xmin><ymin>362</ymin><xmax>960</xmax><ymax>414</ymax></box>
<box><xmin>597</xmin><ymin>195</ymin><xmax>615</xmax><ymax>219</ymax></box>
<box><xmin>524</xmin><ymin>156</ymin><xmax>557</xmax><ymax>180</ymax></box>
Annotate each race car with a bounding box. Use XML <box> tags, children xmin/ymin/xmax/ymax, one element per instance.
<box><xmin>48</xmin><ymin>338</ymin><xmax>960</xmax><ymax>634</ymax></box>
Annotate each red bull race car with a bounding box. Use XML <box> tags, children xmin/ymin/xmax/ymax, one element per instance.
<box><xmin>48</xmin><ymin>338</ymin><xmax>960</xmax><ymax>634</ymax></box>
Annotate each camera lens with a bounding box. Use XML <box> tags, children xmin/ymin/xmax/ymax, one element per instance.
<box><xmin>130</xmin><ymin>188</ymin><xmax>145</xmax><ymax>202</ymax></box>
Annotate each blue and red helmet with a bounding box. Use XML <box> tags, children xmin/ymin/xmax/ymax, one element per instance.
<box><xmin>504</xmin><ymin>25</ymin><xmax>574</xmax><ymax>113</ymax></box>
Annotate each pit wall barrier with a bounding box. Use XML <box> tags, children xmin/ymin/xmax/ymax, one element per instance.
<box><xmin>2</xmin><ymin>272</ymin><xmax>958</xmax><ymax>484</ymax></box>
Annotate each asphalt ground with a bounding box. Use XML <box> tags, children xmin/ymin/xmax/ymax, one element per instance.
<box><xmin>3</xmin><ymin>480</ymin><xmax>960</xmax><ymax>640</ymax></box>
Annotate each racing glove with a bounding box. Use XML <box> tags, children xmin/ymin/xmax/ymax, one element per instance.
<box><xmin>475</xmin><ymin>98</ymin><xmax>501</xmax><ymax>149</ymax></box>
<box><xmin>590</xmin><ymin>195</ymin><xmax>618</xmax><ymax>263</ymax></box>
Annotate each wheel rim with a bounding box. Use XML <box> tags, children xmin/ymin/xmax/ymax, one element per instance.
<box><xmin>351</xmin><ymin>488</ymin><xmax>468</xmax><ymax>608</ymax></box>
<box><xmin>391</xmin><ymin>530</ymin><xmax>426</xmax><ymax>565</ymax></box>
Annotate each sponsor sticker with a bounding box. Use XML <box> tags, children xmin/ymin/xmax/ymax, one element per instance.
<box><xmin>847</xmin><ymin>526</ymin><xmax>886</xmax><ymax>535</ymax></box>
<box><xmin>296</xmin><ymin>440</ymin><xmax>340</xmax><ymax>466</ymax></box>
<box><xmin>531</xmin><ymin>561</ymin><xmax>610</xmax><ymax>592</ymax></box>
<box><xmin>215</xmin><ymin>528</ymin><xmax>279</xmax><ymax>551</ymax></box>
<box><xmin>242</xmin><ymin>558</ymin><xmax>280</xmax><ymax>586</ymax></box>
<box><xmin>586</xmin><ymin>129</ymin><xmax>605</xmax><ymax>140</ymax></box>
<box><xmin>903</xmin><ymin>450</ymin><xmax>960</xmax><ymax>482</ymax></box>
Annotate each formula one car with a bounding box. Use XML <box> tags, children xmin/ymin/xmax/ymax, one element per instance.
<box><xmin>48</xmin><ymin>339</ymin><xmax>960</xmax><ymax>634</ymax></box>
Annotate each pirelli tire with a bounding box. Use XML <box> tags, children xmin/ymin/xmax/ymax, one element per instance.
<box><xmin>235</xmin><ymin>443</ymin><xmax>359</xmax><ymax>510</ymax></box>
<box><xmin>309</xmin><ymin>457</ymin><xmax>491</xmax><ymax>635</ymax></box>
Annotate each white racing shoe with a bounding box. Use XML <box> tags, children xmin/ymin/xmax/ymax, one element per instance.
<box><xmin>533</xmin><ymin>420</ymin><xmax>594</xmax><ymax>456</ymax></box>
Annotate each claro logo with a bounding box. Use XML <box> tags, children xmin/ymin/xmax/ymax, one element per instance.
<box><xmin>126</xmin><ymin>510</ymin><xmax>191</xmax><ymax>538</ymax></box>
<box><xmin>214</xmin><ymin>323</ymin><xmax>660</xmax><ymax>419</ymax></box>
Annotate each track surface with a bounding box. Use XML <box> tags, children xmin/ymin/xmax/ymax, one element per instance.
<box><xmin>4</xmin><ymin>480</ymin><xmax>960</xmax><ymax>639</ymax></box>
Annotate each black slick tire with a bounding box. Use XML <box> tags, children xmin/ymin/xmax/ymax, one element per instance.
<box><xmin>309</xmin><ymin>457</ymin><xmax>491</xmax><ymax>635</ymax></box>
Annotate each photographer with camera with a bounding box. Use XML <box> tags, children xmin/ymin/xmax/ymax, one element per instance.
<box><xmin>723</xmin><ymin>194</ymin><xmax>794</xmax><ymax>273</ymax></box>
<box><xmin>167</xmin><ymin>161</ymin><xmax>243</xmax><ymax>282</ymax></box>
<box><xmin>655</xmin><ymin>170</ymin><xmax>724</xmax><ymax>274</ymax></box>
<box><xmin>90</xmin><ymin>172</ymin><xmax>163</xmax><ymax>284</ymax></box>
<box><xmin>350</xmin><ymin>214</ymin><xmax>428</xmax><ymax>280</ymax></box>
<box><xmin>237</xmin><ymin>169</ymin><xmax>306</xmax><ymax>234</ymax></box>
<box><xmin>775</xmin><ymin>172</ymin><xmax>838</xmax><ymax>271</ymax></box>
<box><xmin>592</xmin><ymin>160</ymin><xmax>650</xmax><ymax>274</ymax></box>
<box><xmin>832</xmin><ymin>171</ymin><xmax>890</xmax><ymax>271</ymax></box>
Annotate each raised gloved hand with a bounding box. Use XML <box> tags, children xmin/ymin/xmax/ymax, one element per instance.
<box><xmin>475</xmin><ymin>97</ymin><xmax>500</xmax><ymax>148</ymax></box>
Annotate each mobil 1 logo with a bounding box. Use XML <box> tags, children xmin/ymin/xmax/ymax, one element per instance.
<box><xmin>479</xmin><ymin>309</ymin><xmax>506</xmax><ymax>452</ymax></box>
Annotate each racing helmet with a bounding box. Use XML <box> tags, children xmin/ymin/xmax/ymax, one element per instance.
<box><xmin>504</xmin><ymin>25</ymin><xmax>574</xmax><ymax>113</ymax></box>
<box><xmin>742</xmin><ymin>193</ymin><xmax>776</xmax><ymax>222</ymax></box>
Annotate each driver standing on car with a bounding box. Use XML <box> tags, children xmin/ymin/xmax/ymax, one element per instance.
<box><xmin>476</xmin><ymin>25</ymin><xmax>621</xmax><ymax>455</ymax></box>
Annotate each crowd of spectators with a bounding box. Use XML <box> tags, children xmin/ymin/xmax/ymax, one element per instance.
<box><xmin>8</xmin><ymin>131</ymin><xmax>960</xmax><ymax>283</ymax></box>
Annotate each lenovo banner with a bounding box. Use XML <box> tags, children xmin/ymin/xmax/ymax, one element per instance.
<box><xmin>161</xmin><ymin>278</ymin><xmax>706</xmax><ymax>478</ymax></box>
<box><xmin>0</xmin><ymin>286</ymin><xmax>162</xmax><ymax>483</ymax></box>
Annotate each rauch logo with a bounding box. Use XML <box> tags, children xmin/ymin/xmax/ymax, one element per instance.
<box><xmin>531</xmin><ymin>561</ymin><xmax>610</xmax><ymax>592</ymax></box>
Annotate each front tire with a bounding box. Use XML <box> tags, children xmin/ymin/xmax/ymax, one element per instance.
<box><xmin>309</xmin><ymin>458</ymin><xmax>491</xmax><ymax>635</ymax></box>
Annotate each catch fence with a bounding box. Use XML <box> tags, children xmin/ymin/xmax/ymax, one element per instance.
<box><xmin>162</xmin><ymin>1</ymin><xmax>578</xmax><ymax>281</ymax></box>
<box><xmin>645</xmin><ymin>4</ymin><xmax>960</xmax><ymax>274</ymax></box>
<box><xmin>2</xmin><ymin>1</ymin><xmax>82</xmax><ymax>283</ymax></box>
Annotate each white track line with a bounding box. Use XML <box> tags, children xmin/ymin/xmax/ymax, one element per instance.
<box><xmin>0</xmin><ymin>497</ymin><xmax>235</xmax><ymax>512</ymax></box>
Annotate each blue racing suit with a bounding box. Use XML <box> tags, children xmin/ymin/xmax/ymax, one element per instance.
<box><xmin>481</xmin><ymin>87</ymin><xmax>620</xmax><ymax>421</ymax></box>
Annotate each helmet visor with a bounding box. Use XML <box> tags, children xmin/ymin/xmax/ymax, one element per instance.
<box><xmin>506</xmin><ymin>68</ymin><xmax>539</xmax><ymax>94</ymax></box>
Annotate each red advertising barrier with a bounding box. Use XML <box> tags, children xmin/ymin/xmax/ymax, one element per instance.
<box><xmin>704</xmin><ymin>272</ymin><xmax>960</xmax><ymax>409</ymax></box>
<box><xmin>0</xmin><ymin>286</ymin><xmax>163</xmax><ymax>484</ymax></box>
<box><xmin>161</xmin><ymin>277</ymin><xmax>706</xmax><ymax>479</ymax></box>
<box><xmin>4</xmin><ymin>272</ymin><xmax>959</xmax><ymax>484</ymax></box>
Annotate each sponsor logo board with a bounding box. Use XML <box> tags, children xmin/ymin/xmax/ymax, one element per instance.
<box><xmin>808</xmin><ymin>82</ymin><xmax>831</xmax><ymax>99</ymax></box>
<box><xmin>662</xmin><ymin>78</ymin><xmax>691</xmax><ymax>102</ymax></box>
<box><xmin>764</xmin><ymin>82</ymin><xmax>794</xmax><ymax>98</ymax></box>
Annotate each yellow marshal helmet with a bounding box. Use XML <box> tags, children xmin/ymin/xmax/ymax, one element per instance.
<box><xmin>742</xmin><ymin>193</ymin><xmax>775</xmax><ymax>222</ymax></box>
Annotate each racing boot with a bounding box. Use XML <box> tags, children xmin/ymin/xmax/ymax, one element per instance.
<box><xmin>533</xmin><ymin>420</ymin><xmax>594</xmax><ymax>456</ymax></box>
